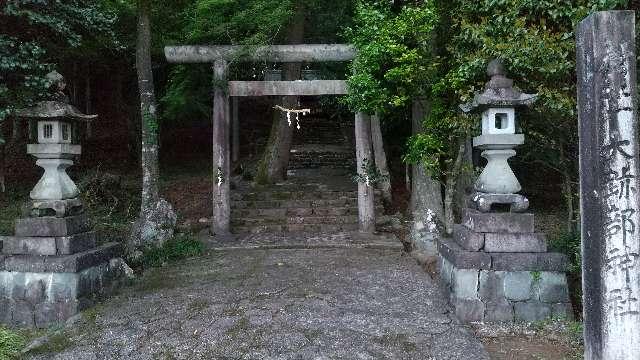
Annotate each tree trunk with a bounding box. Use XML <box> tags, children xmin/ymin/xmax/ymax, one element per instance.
<box><xmin>410</xmin><ymin>98</ymin><xmax>444</xmax><ymax>254</ymax></box>
<box><xmin>232</xmin><ymin>97</ymin><xmax>240</xmax><ymax>163</ymax></box>
<box><xmin>371</xmin><ymin>113</ymin><xmax>392</xmax><ymax>205</ymax></box>
<box><xmin>255</xmin><ymin>2</ymin><xmax>304</xmax><ymax>184</ymax></box>
<box><xmin>85</xmin><ymin>73</ymin><xmax>92</xmax><ymax>138</ymax></box>
<box><xmin>130</xmin><ymin>0</ymin><xmax>176</xmax><ymax>249</ymax></box>
<box><xmin>355</xmin><ymin>112</ymin><xmax>376</xmax><ymax>233</ymax></box>
<box><xmin>444</xmin><ymin>139</ymin><xmax>466</xmax><ymax>235</ymax></box>
<box><xmin>454</xmin><ymin>138</ymin><xmax>473</xmax><ymax>218</ymax></box>
<box><xmin>559</xmin><ymin>145</ymin><xmax>576</xmax><ymax>233</ymax></box>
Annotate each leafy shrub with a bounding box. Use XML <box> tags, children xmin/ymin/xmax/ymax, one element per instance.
<box><xmin>548</xmin><ymin>231</ymin><xmax>582</xmax><ymax>313</ymax></box>
<box><xmin>0</xmin><ymin>326</ymin><xmax>25</xmax><ymax>359</ymax></box>
<box><xmin>140</xmin><ymin>234</ymin><xmax>204</xmax><ymax>268</ymax></box>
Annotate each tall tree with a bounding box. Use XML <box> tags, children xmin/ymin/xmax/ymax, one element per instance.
<box><xmin>255</xmin><ymin>1</ymin><xmax>305</xmax><ymax>184</ymax></box>
<box><xmin>129</xmin><ymin>0</ymin><xmax>176</xmax><ymax>250</ymax></box>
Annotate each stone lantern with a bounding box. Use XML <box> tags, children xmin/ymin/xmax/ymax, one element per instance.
<box><xmin>461</xmin><ymin>59</ymin><xmax>537</xmax><ymax>212</ymax></box>
<box><xmin>437</xmin><ymin>60</ymin><xmax>572</xmax><ymax>324</ymax></box>
<box><xmin>0</xmin><ymin>71</ymin><xmax>125</xmax><ymax>329</ymax></box>
<box><xmin>16</xmin><ymin>72</ymin><xmax>96</xmax><ymax>217</ymax></box>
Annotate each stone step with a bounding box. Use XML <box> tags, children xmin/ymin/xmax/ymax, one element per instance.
<box><xmin>233</xmin><ymin>223</ymin><xmax>359</xmax><ymax>234</ymax></box>
<box><xmin>233</xmin><ymin>190</ymin><xmax>359</xmax><ymax>202</ymax></box>
<box><xmin>232</xmin><ymin>215</ymin><xmax>359</xmax><ymax>227</ymax></box>
<box><xmin>232</xmin><ymin>206</ymin><xmax>361</xmax><ymax>218</ymax></box>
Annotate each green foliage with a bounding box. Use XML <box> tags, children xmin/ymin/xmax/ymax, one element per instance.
<box><xmin>0</xmin><ymin>326</ymin><xmax>25</xmax><ymax>359</ymax></box>
<box><xmin>549</xmin><ymin>231</ymin><xmax>582</xmax><ymax>275</ymax></box>
<box><xmin>353</xmin><ymin>158</ymin><xmax>388</xmax><ymax>186</ymax></box>
<box><xmin>141</xmin><ymin>234</ymin><xmax>205</xmax><ymax>268</ymax></box>
<box><xmin>0</xmin><ymin>1</ymin><xmax>119</xmax><ymax>133</ymax></box>
<box><xmin>344</xmin><ymin>0</ymin><xmax>439</xmax><ymax>113</ymax></box>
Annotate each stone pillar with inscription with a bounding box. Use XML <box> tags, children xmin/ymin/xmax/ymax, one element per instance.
<box><xmin>577</xmin><ymin>11</ymin><xmax>640</xmax><ymax>360</ymax></box>
<box><xmin>436</xmin><ymin>61</ymin><xmax>572</xmax><ymax>323</ymax></box>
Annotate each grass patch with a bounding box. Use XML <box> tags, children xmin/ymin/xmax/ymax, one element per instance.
<box><xmin>25</xmin><ymin>331</ymin><xmax>73</xmax><ymax>356</ymax></box>
<box><xmin>0</xmin><ymin>327</ymin><xmax>26</xmax><ymax>359</ymax></box>
<box><xmin>139</xmin><ymin>233</ymin><xmax>205</xmax><ymax>268</ymax></box>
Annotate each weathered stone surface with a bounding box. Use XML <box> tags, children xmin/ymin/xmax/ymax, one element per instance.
<box><xmin>537</xmin><ymin>272</ymin><xmax>570</xmax><ymax>303</ymax></box>
<box><xmin>453</xmin><ymin>298</ymin><xmax>485</xmax><ymax>323</ymax></box>
<box><xmin>490</xmin><ymin>252</ymin><xmax>568</xmax><ymax>272</ymax></box>
<box><xmin>453</xmin><ymin>224</ymin><xmax>484</xmax><ymax>251</ymax></box>
<box><xmin>438</xmin><ymin>238</ymin><xmax>491</xmax><ymax>270</ymax></box>
<box><xmin>462</xmin><ymin>208</ymin><xmax>534</xmax><ymax>233</ymax></box>
<box><xmin>484</xmin><ymin>300</ymin><xmax>514</xmax><ymax>322</ymax></box>
<box><xmin>483</xmin><ymin>233</ymin><xmax>547</xmax><ymax>253</ymax></box>
<box><xmin>471</xmin><ymin>192</ymin><xmax>530</xmax><ymax>213</ymax></box>
<box><xmin>479</xmin><ymin>271</ymin><xmax>505</xmax><ymax>302</ymax></box>
<box><xmin>1</xmin><ymin>236</ymin><xmax>57</xmax><ymax>256</ymax></box>
<box><xmin>503</xmin><ymin>271</ymin><xmax>533</xmax><ymax>301</ymax></box>
<box><xmin>20</xmin><ymin>248</ymin><xmax>490</xmax><ymax>358</ymax></box>
<box><xmin>1</xmin><ymin>232</ymin><xmax>96</xmax><ymax>256</ymax></box>
<box><xmin>1</xmin><ymin>259</ymin><xmax>127</xmax><ymax>328</ymax></box>
<box><xmin>2</xmin><ymin>243</ymin><xmax>122</xmax><ymax>273</ymax></box>
<box><xmin>452</xmin><ymin>268</ymin><xmax>480</xmax><ymax>300</ymax></box>
<box><xmin>514</xmin><ymin>301</ymin><xmax>552</xmax><ymax>323</ymax></box>
<box><xmin>15</xmin><ymin>214</ymin><xmax>90</xmax><ymax>237</ymax></box>
<box><xmin>577</xmin><ymin>10</ymin><xmax>640</xmax><ymax>359</ymax></box>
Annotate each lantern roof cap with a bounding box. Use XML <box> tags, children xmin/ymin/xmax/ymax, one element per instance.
<box><xmin>15</xmin><ymin>71</ymin><xmax>97</xmax><ymax>122</ymax></box>
<box><xmin>460</xmin><ymin>59</ymin><xmax>537</xmax><ymax>113</ymax></box>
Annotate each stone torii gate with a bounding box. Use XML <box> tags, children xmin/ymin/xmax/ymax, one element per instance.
<box><xmin>164</xmin><ymin>44</ymin><xmax>377</xmax><ymax>236</ymax></box>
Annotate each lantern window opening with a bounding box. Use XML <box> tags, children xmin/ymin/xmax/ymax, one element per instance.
<box><xmin>494</xmin><ymin>113</ymin><xmax>508</xmax><ymax>130</ymax></box>
<box><xmin>43</xmin><ymin>124</ymin><xmax>53</xmax><ymax>139</ymax></box>
<box><xmin>61</xmin><ymin>123</ymin><xmax>70</xmax><ymax>141</ymax></box>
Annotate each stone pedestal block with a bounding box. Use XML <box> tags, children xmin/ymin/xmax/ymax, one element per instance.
<box><xmin>463</xmin><ymin>208</ymin><xmax>534</xmax><ymax>233</ymax></box>
<box><xmin>2</xmin><ymin>211</ymin><xmax>126</xmax><ymax>328</ymax></box>
<box><xmin>15</xmin><ymin>214</ymin><xmax>90</xmax><ymax>237</ymax></box>
<box><xmin>0</xmin><ymin>257</ymin><xmax>127</xmax><ymax>328</ymax></box>
<box><xmin>439</xmin><ymin>255</ymin><xmax>572</xmax><ymax>323</ymax></box>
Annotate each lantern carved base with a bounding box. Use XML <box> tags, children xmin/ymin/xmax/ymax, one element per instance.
<box><xmin>0</xmin><ymin>211</ymin><xmax>126</xmax><ymax>328</ymax></box>
<box><xmin>470</xmin><ymin>192</ymin><xmax>529</xmax><ymax>213</ymax></box>
<box><xmin>23</xmin><ymin>198</ymin><xmax>84</xmax><ymax>218</ymax></box>
<box><xmin>474</xmin><ymin>150</ymin><xmax>522</xmax><ymax>194</ymax></box>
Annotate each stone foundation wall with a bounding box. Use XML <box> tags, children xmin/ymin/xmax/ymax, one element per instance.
<box><xmin>0</xmin><ymin>258</ymin><xmax>127</xmax><ymax>328</ymax></box>
<box><xmin>440</xmin><ymin>257</ymin><xmax>572</xmax><ymax>323</ymax></box>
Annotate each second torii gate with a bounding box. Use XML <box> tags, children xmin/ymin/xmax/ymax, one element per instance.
<box><xmin>164</xmin><ymin>44</ymin><xmax>377</xmax><ymax>237</ymax></box>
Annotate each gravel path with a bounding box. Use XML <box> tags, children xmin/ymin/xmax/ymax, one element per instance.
<box><xmin>26</xmin><ymin>244</ymin><xmax>489</xmax><ymax>359</ymax></box>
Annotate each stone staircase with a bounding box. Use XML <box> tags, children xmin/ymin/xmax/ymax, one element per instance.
<box><xmin>231</xmin><ymin>112</ymin><xmax>382</xmax><ymax>234</ymax></box>
<box><xmin>231</xmin><ymin>181</ymin><xmax>370</xmax><ymax>234</ymax></box>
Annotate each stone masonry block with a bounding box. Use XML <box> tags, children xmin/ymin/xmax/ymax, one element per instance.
<box><xmin>453</xmin><ymin>224</ymin><xmax>485</xmax><ymax>251</ymax></box>
<box><xmin>2</xmin><ymin>243</ymin><xmax>122</xmax><ymax>273</ymax></box>
<box><xmin>1</xmin><ymin>236</ymin><xmax>57</xmax><ymax>256</ymax></box>
<box><xmin>490</xmin><ymin>252</ymin><xmax>568</xmax><ymax>272</ymax></box>
<box><xmin>1</xmin><ymin>232</ymin><xmax>96</xmax><ymax>256</ymax></box>
<box><xmin>440</xmin><ymin>257</ymin><xmax>453</xmax><ymax>286</ymax></box>
<box><xmin>438</xmin><ymin>238</ymin><xmax>491</xmax><ymax>270</ymax></box>
<box><xmin>483</xmin><ymin>233</ymin><xmax>547</xmax><ymax>253</ymax></box>
<box><xmin>484</xmin><ymin>299</ymin><xmax>515</xmax><ymax>322</ymax></box>
<box><xmin>537</xmin><ymin>272</ymin><xmax>570</xmax><ymax>303</ymax></box>
<box><xmin>452</xmin><ymin>298</ymin><xmax>485</xmax><ymax>323</ymax></box>
<box><xmin>503</xmin><ymin>272</ymin><xmax>533</xmax><ymax>301</ymax></box>
<box><xmin>514</xmin><ymin>301</ymin><xmax>552</xmax><ymax>322</ymax></box>
<box><xmin>452</xmin><ymin>268</ymin><xmax>479</xmax><ymax>300</ymax></box>
<box><xmin>463</xmin><ymin>208</ymin><xmax>534</xmax><ymax>234</ymax></box>
<box><xmin>479</xmin><ymin>271</ymin><xmax>505</xmax><ymax>302</ymax></box>
<box><xmin>15</xmin><ymin>214</ymin><xmax>91</xmax><ymax>237</ymax></box>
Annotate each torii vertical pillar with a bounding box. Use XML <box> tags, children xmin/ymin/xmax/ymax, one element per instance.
<box><xmin>212</xmin><ymin>59</ymin><xmax>231</xmax><ymax>236</ymax></box>
<box><xmin>355</xmin><ymin>112</ymin><xmax>376</xmax><ymax>233</ymax></box>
